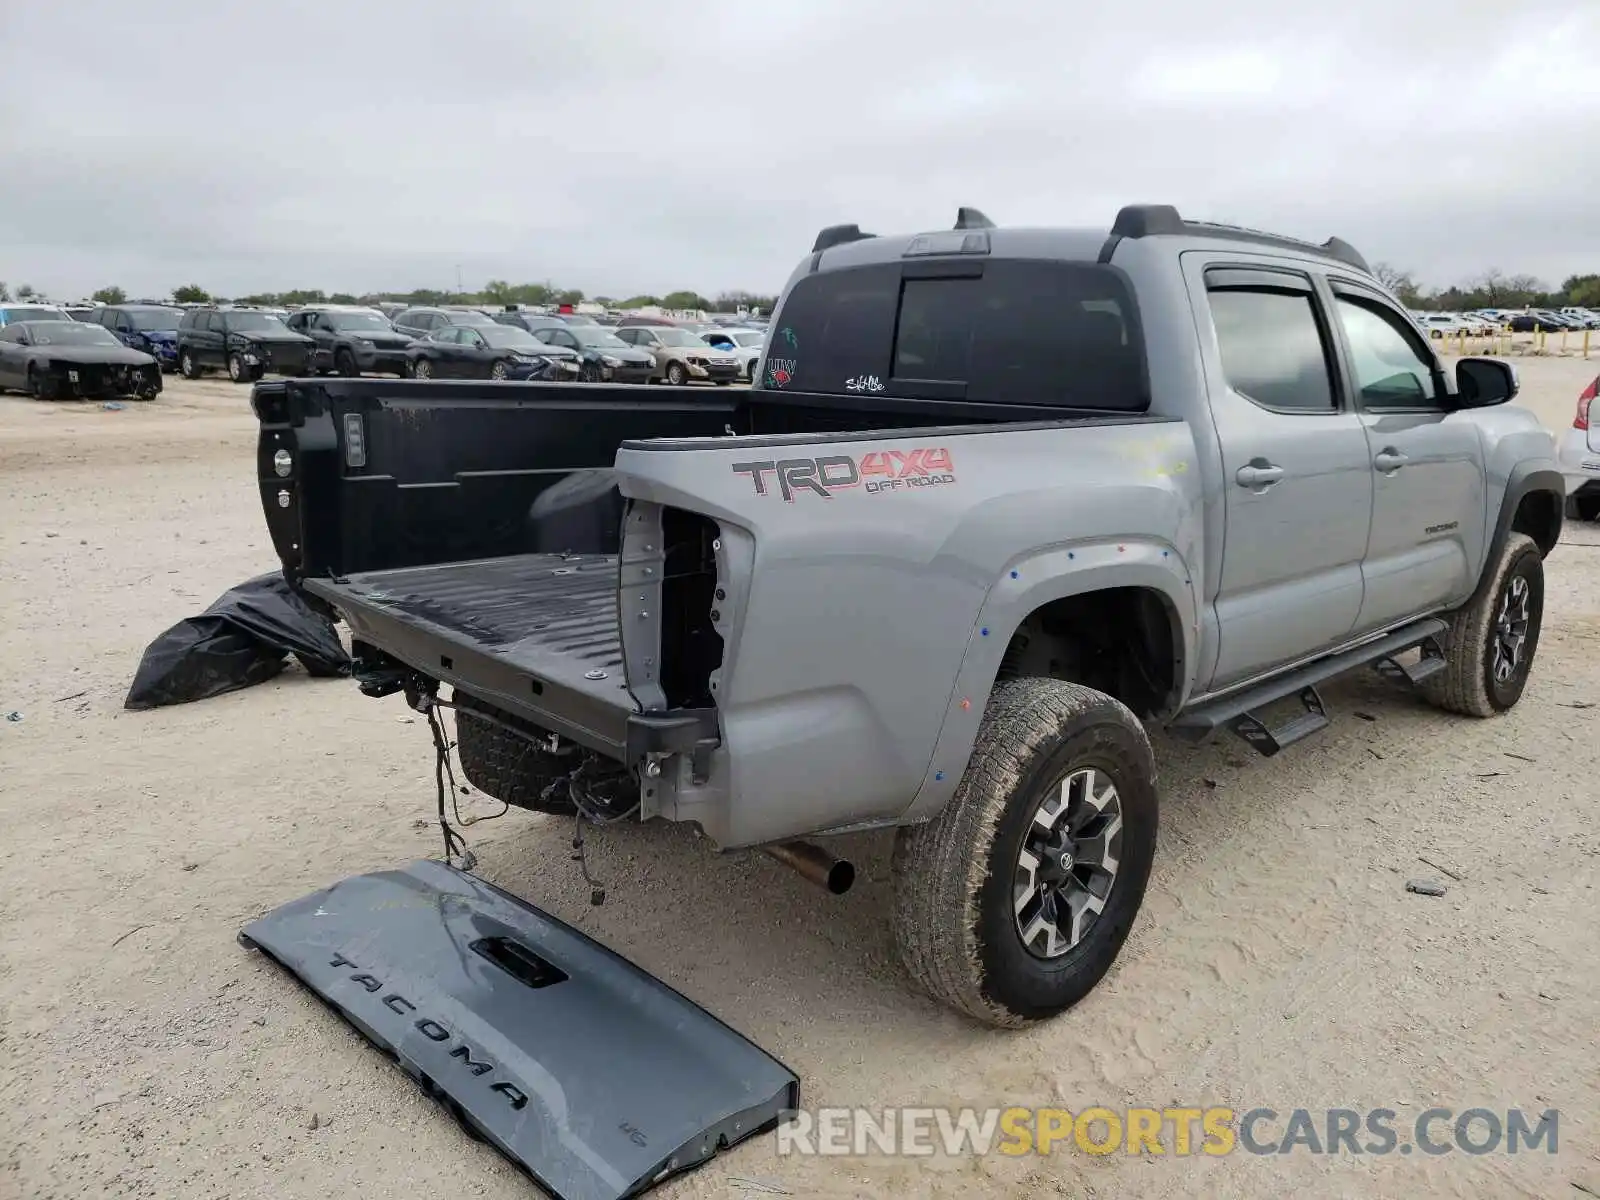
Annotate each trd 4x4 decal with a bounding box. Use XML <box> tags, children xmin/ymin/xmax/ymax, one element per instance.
<box><xmin>732</xmin><ymin>447</ymin><xmax>956</xmax><ymax>501</ymax></box>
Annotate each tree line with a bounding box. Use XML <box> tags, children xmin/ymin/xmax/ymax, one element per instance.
<box><xmin>1371</xmin><ymin>266</ymin><xmax>1600</xmax><ymax>312</ymax></box>
<box><xmin>0</xmin><ymin>278</ymin><xmax>780</xmax><ymax>314</ymax></box>
<box><xmin>9</xmin><ymin>270</ymin><xmax>1598</xmax><ymax>314</ymax></box>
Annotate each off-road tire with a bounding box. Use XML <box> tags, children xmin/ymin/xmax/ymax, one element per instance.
<box><xmin>892</xmin><ymin>678</ymin><xmax>1158</xmax><ymax>1027</ymax></box>
<box><xmin>179</xmin><ymin>349</ymin><xmax>202</xmax><ymax>379</ymax></box>
<box><xmin>1421</xmin><ymin>532</ymin><xmax>1544</xmax><ymax>717</ymax></box>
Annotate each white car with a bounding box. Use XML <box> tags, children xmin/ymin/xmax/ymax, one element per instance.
<box><xmin>699</xmin><ymin>327</ymin><xmax>765</xmax><ymax>380</ymax></box>
<box><xmin>1415</xmin><ymin>312</ymin><xmax>1475</xmax><ymax>339</ymax></box>
<box><xmin>1560</xmin><ymin>375</ymin><xmax>1600</xmax><ymax>521</ymax></box>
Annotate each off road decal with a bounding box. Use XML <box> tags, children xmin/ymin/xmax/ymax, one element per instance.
<box><xmin>732</xmin><ymin>447</ymin><xmax>956</xmax><ymax>501</ymax></box>
<box><xmin>765</xmin><ymin>326</ymin><xmax>799</xmax><ymax>388</ymax></box>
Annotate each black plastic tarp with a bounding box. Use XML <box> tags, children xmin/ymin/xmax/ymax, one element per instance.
<box><xmin>125</xmin><ymin>572</ymin><xmax>349</xmax><ymax>710</ymax></box>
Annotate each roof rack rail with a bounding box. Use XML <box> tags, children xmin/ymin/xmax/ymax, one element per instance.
<box><xmin>954</xmin><ymin>206</ymin><xmax>995</xmax><ymax>230</ymax></box>
<box><xmin>811</xmin><ymin>223</ymin><xmax>876</xmax><ymax>252</ymax></box>
<box><xmin>1109</xmin><ymin>203</ymin><xmax>1371</xmax><ymax>273</ymax></box>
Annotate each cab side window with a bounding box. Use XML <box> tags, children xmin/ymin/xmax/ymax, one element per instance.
<box><xmin>1205</xmin><ymin>280</ymin><xmax>1337</xmax><ymax>412</ymax></box>
<box><xmin>1334</xmin><ymin>294</ymin><xmax>1440</xmax><ymax>409</ymax></box>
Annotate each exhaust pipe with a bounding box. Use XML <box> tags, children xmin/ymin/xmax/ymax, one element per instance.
<box><xmin>761</xmin><ymin>840</ymin><xmax>856</xmax><ymax>895</ymax></box>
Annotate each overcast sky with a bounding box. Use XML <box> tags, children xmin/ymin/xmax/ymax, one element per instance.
<box><xmin>1</xmin><ymin>0</ymin><xmax>1595</xmax><ymax>301</ymax></box>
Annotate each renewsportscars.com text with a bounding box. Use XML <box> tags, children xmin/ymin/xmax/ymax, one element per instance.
<box><xmin>775</xmin><ymin>1106</ymin><xmax>1560</xmax><ymax>1158</ymax></box>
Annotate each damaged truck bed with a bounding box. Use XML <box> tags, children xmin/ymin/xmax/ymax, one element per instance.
<box><xmin>305</xmin><ymin>553</ymin><xmax>642</xmax><ymax>756</ymax></box>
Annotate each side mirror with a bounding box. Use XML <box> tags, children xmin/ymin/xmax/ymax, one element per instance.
<box><xmin>1454</xmin><ymin>357</ymin><xmax>1518</xmax><ymax>408</ymax></box>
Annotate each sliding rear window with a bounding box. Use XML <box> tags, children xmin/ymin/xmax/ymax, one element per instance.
<box><xmin>765</xmin><ymin>259</ymin><xmax>1148</xmax><ymax>410</ymax></box>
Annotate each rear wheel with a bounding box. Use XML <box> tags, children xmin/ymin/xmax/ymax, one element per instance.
<box><xmin>892</xmin><ymin>679</ymin><xmax>1158</xmax><ymax>1027</ymax></box>
<box><xmin>453</xmin><ymin>693</ymin><xmax>631</xmax><ymax>815</ymax></box>
<box><xmin>1568</xmin><ymin>491</ymin><xmax>1600</xmax><ymax>522</ymax></box>
<box><xmin>1422</xmin><ymin>532</ymin><xmax>1544</xmax><ymax>717</ymax></box>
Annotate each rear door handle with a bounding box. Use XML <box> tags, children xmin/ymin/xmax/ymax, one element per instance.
<box><xmin>1235</xmin><ymin>462</ymin><xmax>1285</xmax><ymax>489</ymax></box>
<box><xmin>1374</xmin><ymin>449</ymin><xmax>1409</xmax><ymax>472</ymax></box>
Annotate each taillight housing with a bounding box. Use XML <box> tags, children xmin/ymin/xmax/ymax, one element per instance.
<box><xmin>1578</xmin><ymin>378</ymin><xmax>1596</xmax><ymax>430</ymax></box>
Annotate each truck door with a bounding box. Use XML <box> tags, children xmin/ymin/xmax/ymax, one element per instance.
<box><xmin>1187</xmin><ymin>260</ymin><xmax>1375</xmax><ymax>691</ymax></box>
<box><xmin>1324</xmin><ymin>279</ymin><xmax>1486</xmax><ymax>632</ymax></box>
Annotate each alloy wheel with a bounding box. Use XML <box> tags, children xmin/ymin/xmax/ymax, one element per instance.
<box><xmin>1492</xmin><ymin>575</ymin><xmax>1531</xmax><ymax>683</ymax></box>
<box><xmin>1012</xmin><ymin>766</ymin><xmax>1123</xmax><ymax>959</ymax></box>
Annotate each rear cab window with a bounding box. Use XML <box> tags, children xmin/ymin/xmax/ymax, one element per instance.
<box><xmin>1204</xmin><ymin>280</ymin><xmax>1336</xmax><ymax>412</ymax></box>
<box><xmin>764</xmin><ymin>258</ymin><xmax>1150</xmax><ymax>410</ymax></box>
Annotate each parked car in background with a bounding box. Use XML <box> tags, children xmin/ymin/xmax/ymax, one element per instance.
<box><xmin>1415</xmin><ymin>312</ymin><xmax>1474</xmax><ymax>339</ymax></box>
<box><xmin>1558</xmin><ymin>307</ymin><xmax>1600</xmax><ymax>329</ymax></box>
<box><xmin>176</xmin><ymin>306</ymin><xmax>315</xmax><ymax>383</ymax></box>
<box><xmin>1453</xmin><ymin>312</ymin><xmax>1496</xmax><ymax>336</ymax></box>
<box><xmin>698</xmin><ymin>326</ymin><xmax>765</xmax><ymax>380</ymax></box>
<box><xmin>614</xmin><ymin>323</ymin><xmax>741</xmax><ymax>384</ymax></box>
<box><xmin>391</xmin><ymin>306</ymin><xmax>499</xmax><ymax>340</ymax></box>
<box><xmin>1535</xmin><ymin>310</ymin><xmax>1579</xmax><ymax>332</ymax></box>
<box><xmin>0</xmin><ymin>320</ymin><xmax>161</xmax><ymax>400</ymax></box>
<box><xmin>404</xmin><ymin>323</ymin><xmax>577</xmax><ymax>381</ymax></box>
<box><xmin>529</xmin><ymin>322</ymin><xmax>654</xmax><ymax>382</ymax></box>
<box><xmin>1505</xmin><ymin>311</ymin><xmax>1565</xmax><ymax>333</ymax></box>
<box><xmin>0</xmin><ymin>303</ymin><xmax>71</xmax><ymax>328</ymax></box>
<box><xmin>283</xmin><ymin>305</ymin><xmax>414</xmax><ymax>377</ymax></box>
<box><xmin>500</xmin><ymin>308</ymin><xmax>603</xmax><ymax>328</ymax></box>
<box><xmin>86</xmin><ymin>304</ymin><xmax>184</xmax><ymax>372</ymax></box>
<box><xmin>375</xmin><ymin>302</ymin><xmax>408</xmax><ymax>319</ymax></box>
<box><xmin>609</xmin><ymin>313</ymin><xmax>677</xmax><ymax>327</ymax></box>
<box><xmin>1560</xmin><ymin>375</ymin><xmax>1600</xmax><ymax>521</ymax></box>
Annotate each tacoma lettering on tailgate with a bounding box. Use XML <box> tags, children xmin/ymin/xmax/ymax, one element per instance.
<box><xmin>732</xmin><ymin>448</ymin><xmax>956</xmax><ymax>501</ymax></box>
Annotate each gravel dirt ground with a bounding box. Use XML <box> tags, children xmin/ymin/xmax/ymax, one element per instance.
<box><xmin>2</xmin><ymin>356</ymin><xmax>1597</xmax><ymax>1200</ymax></box>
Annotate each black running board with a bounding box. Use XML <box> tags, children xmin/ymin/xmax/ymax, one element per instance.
<box><xmin>239</xmin><ymin>860</ymin><xmax>798</xmax><ymax>1200</ymax></box>
<box><xmin>1172</xmin><ymin>617</ymin><xmax>1449</xmax><ymax>756</ymax></box>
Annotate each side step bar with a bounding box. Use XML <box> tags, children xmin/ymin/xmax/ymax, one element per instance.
<box><xmin>1172</xmin><ymin>617</ymin><xmax>1449</xmax><ymax>757</ymax></box>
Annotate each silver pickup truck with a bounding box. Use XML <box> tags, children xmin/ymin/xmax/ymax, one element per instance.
<box><xmin>253</xmin><ymin>204</ymin><xmax>1565</xmax><ymax>1028</ymax></box>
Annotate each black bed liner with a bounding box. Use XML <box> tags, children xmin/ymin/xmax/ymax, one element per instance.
<box><xmin>304</xmin><ymin>553</ymin><xmax>714</xmax><ymax>762</ymax></box>
<box><xmin>306</xmin><ymin>552</ymin><xmax>632</xmax><ymax>748</ymax></box>
<box><xmin>240</xmin><ymin>859</ymin><xmax>799</xmax><ymax>1200</ymax></box>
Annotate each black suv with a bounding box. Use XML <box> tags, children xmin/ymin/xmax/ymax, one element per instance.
<box><xmin>390</xmin><ymin>306</ymin><xmax>498</xmax><ymax>340</ymax></box>
<box><xmin>283</xmin><ymin>305</ymin><xmax>415</xmax><ymax>377</ymax></box>
<box><xmin>176</xmin><ymin>307</ymin><xmax>315</xmax><ymax>383</ymax></box>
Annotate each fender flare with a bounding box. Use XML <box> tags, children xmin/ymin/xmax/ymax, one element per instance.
<box><xmin>1475</xmin><ymin>464</ymin><xmax>1564</xmax><ymax>605</ymax></box>
<box><xmin>898</xmin><ymin>536</ymin><xmax>1198</xmax><ymax>823</ymax></box>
